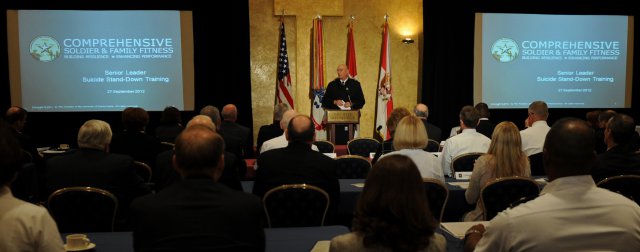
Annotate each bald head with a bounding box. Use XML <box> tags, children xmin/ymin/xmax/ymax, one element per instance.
<box><xmin>337</xmin><ymin>64</ymin><xmax>349</xmax><ymax>80</ymax></box>
<box><xmin>4</xmin><ymin>106</ymin><xmax>27</xmax><ymax>130</ymax></box>
<box><xmin>286</xmin><ymin>115</ymin><xmax>315</xmax><ymax>143</ymax></box>
<box><xmin>174</xmin><ymin>125</ymin><xmax>225</xmax><ymax>179</ymax></box>
<box><xmin>186</xmin><ymin>115</ymin><xmax>217</xmax><ymax>132</ymax></box>
<box><xmin>279</xmin><ymin>109</ymin><xmax>297</xmax><ymax>130</ymax></box>
<box><xmin>221</xmin><ymin>104</ymin><xmax>238</xmax><ymax>122</ymax></box>
<box><xmin>414</xmin><ymin>104</ymin><xmax>429</xmax><ymax>119</ymax></box>
<box><xmin>543</xmin><ymin>118</ymin><xmax>595</xmax><ymax>180</ymax></box>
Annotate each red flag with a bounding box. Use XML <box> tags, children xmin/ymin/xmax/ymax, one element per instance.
<box><xmin>276</xmin><ymin>18</ymin><xmax>295</xmax><ymax>109</ymax></box>
<box><xmin>375</xmin><ymin>18</ymin><xmax>393</xmax><ymax>140</ymax></box>
<box><xmin>346</xmin><ymin>20</ymin><xmax>358</xmax><ymax>79</ymax></box>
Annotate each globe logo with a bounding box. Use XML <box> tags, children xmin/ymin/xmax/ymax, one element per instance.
<box><xmin>30</xmin><ymin>36</ymin><xmax>61</xmax><ymax>62</ymax></box>
<box><xmin>491</xmin><ymin>38</ymin><xmax>519</xmax><ymax>63</ymax></box>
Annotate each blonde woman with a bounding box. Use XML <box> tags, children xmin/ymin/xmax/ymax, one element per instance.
<box><xmin>464</xmin><ymin>121</ymin><xmax>531</xmax><ymax>221</ymax></box>
<box><xmin>380</xmin><ymin>115</ymin><xmax>444</xmax><ymax>182</ymax></box>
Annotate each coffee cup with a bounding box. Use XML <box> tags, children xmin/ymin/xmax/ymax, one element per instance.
<box><xmin>59</xmin><ymin>144</ymin><xmax>70</xmax><ymax>150</ymax></box>
<box><xmin>66</xmin><ymin>234</ymin><xmax>90</xmax><ymax>249</ymax></box>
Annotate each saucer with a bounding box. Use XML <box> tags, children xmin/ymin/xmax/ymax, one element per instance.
<box><xmin>64</xmin><ymin>243</ymin><xmax>95</xmax><ymax>251</ymax></box>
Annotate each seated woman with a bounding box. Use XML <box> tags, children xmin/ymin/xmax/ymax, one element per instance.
<box><xmin>330</xmin><ymin>155</ymin><xmax>446</xmax><ymax>252</ymax></box>
<box><xmin>380</xmin><ymin>115</ymin><xmax>444</xmax><ymax>182</ymax></box>
<box><xmin>464</xmin><ymin>121</ymin><xmax>531</xmax><ymax>221</ymax></box>
<box><xmin>371</xmin><ymin>107</ymin><xmax>411</xmax><ymax>164</ymax></box>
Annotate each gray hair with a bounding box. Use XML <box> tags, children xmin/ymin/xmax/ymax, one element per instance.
<box><xmin>200</xmin><ymin>105</ymin><xmax>221</xmax><ymax>126</ymax></box>
<box><xmin>186</xmin><ymin>115</ymin><xmax>217</xmax><ymax>132</ymax></box>
<box><xmin>274</xmin><ymin>103</ymin><xmax>290</xmax><ymax>121</ymax></box>
<box><xmin>77</xmin><ymin>120</ymin><xmax>112</xmax><ymax>150</ymax></box>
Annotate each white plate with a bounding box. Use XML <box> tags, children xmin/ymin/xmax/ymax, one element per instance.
<box><xmin>64</xmin><ymin>242</ymin><xmax>95</xmax><ymax>251</ymax></box>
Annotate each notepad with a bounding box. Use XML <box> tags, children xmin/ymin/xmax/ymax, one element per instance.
<box><xmin>351</xmin><ymin>183</ymin><xmax>365</xmax><ymax>188</ymax></box>
<box><xmin>441</xmin><ymin>221</ymin><xmax>489</xmax><ymax>239</ymax></box>
<box><xmin>448</xmin><ymin>181</ymin><xmax>470</xmax><ymax>189</ymax></box>
<box><xmin>310</xmin><ymin>240</ymin><xmax>331</xmax><ymax>252</ymax></box>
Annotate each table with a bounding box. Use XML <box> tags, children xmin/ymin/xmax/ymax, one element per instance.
<box><xmin>63</xmin><ymin>226</ymin><xmax>350</xmax><ymax>252</ymax></box>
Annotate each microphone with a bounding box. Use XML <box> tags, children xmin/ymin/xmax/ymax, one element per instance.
<box><xmin>345</xmin><ymin>86</ymin><xmax>352</xmax><ymax>103</ymax></box>
<box><xmin>376</xmin><ymin>125</ymin><xmax>382</xmax><ymax>132</ymax></box>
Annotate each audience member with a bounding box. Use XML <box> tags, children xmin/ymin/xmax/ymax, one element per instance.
<box><xmin>0</xmin><ymin>121</ymin><xmax>64</xmax><ymax>252</ymax></box>
<box><xmin>110</xmin><ymin>107</ymin><xmax>164</xmax><ymax>167</ymax></box>
<box><xmin>200</xmin><ymin>105</ymin><xmax>222</xmax><ymax>129</ymax></box>
<box><xmin>132</xmin><ymin>125</ymin><xmax>264</xmax><ymax>251</ymax></box>
<box><xmin>4</xmin><ymin>106</ymin><xmax>39</xmax><ymax>164</ymax></box>
<box><xmin>257</xmin><ymin>103</ymin><xmax>289</xmax><ymax>153</ymax></box>
<box><xmin>372</xmin><ymin>107</ymin><xmax>412</xmax><ymax>163</ymax></box>
<box><xmin>253</xmin><ymin>115</ymin><xmax>339</xmax><ymax>219</ymax></box>
<box><xmin>591</xmin><ymin>113</ymin><xmax>640</xmax><ymax>182</ymax></box>
<box><xmin>585</xmin><ymin>109</ymin><xmax>602</xmax><ymax>129</ymax></box>
<box><xmin>154</xmin><ymin>106</ymin><xmax>183</xmax><ymax>143</ymax></box>
<box><xmin>441</xmin><ymin>106</ymin><xmax>491</xmax><ymax>177</ymax></box>
<box><xmin>474</xmin><ymin>102</ymin><xmax>496</xmax><ymax>138</ymax></box>
<box><xmin>464</xmin><ymin>118</ymin><xmax>640</xmax><ymax>251</ymax></box>
<box><xmin>415</xmin><ymin>103</ymin><xmax>442</xmax><ymax>141</ymax></box>
<box><xmin>594</xmin><ymin>110</ymin><xmax>617</xmax><ymax>154</ymax></box>
<box><xmin>464</xmin><ymin>121</ymin><xmax>531</xmax><ymax>221</ymax></box>
<box><xmin>259</xmin><ymin>109</ymin><xmax>319</xmax><ymax>154</ymax></box>
<box><xmin>46</xmin><ymin>120</ymin><xmax>150</xmax><ymax>227</ymax></box>
<box><xmin>219</xmin><ymin>104</ymin><xmax>255</xmax><ymax>159</ymax></box>
<box><xmin>380</xmin><ymin>115</ymin><xmax>444</xmax><ymax>182</ymax></box>
<box><xmin>520</xmin><ymin>101</ymin><xmax>550</xmax><ymax>156</ymax></box>
<box><xmin>330</xmin><ymin>155</ymin><xmax>446</xmax><ymax>252</ymax></box>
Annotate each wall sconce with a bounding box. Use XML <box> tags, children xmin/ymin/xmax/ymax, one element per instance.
<box><xmin>402</xmin><ymin>38</ymin><xmax>414</xmax><ymax>44</ymax></box>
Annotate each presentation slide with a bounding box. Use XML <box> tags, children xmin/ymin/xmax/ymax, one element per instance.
<box><xmin>7</xmin><ymin>10</ymin><xmax>195</xmax><ymax>112</ymax></box>
<box><xmin>474</xmin><ymin>13</ymin><xmax>634</xmax><ymax>108</ymax></box>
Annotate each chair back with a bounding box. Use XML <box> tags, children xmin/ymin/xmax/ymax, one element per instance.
<box><xmin>347</xmin><ymin>138</ymin><xmax>380</xmax><ymax>158</ymax></box>
<box><xmin>596</xmin><ymin>175</ymin><xmax>640</xmax><ymax>205</ymax></box>
<box><xmin>133</xmin><ymin>161</ymin><xmax>153</xmax><ymax>183</ymax></box>
<box><xmin>528</xmin><ymin>152</ymin><xmax>545</xmax><ymax>176</ymax></box>
<box><xmin>313</xmin><ymin>140</ymin><xmax>335</xmax><ymax>153</ymax></box>
<box><xmin>335</xmin><ymin>155</ymin><xmax>372</xmax><ymax>179</ymax></box>
<box><xmin>160</xmin><ymin>141</ymin><xmax>175</xmax><ymax>149</ymax></box>
<box><xmin>10</xmin><ymin>162</ymin><xmax>39</xmax><ymax>203</ymax></box>
<box><xmin>480</xmin><ymin>177</ymin><xmax>539</xmax><ymax>220</ymax></box>
<box><xmin>424</xmin><ymin>139</ymin><xmax>441</xmax><ymax>152</ymax></box>
<box><xmin>48</xmin><ymin>187</ymin><xmax>119</xmax><ymax>232</ymax></box>
<box><xmin>423</xmin><ymin>178</ymin><xmax>449</xmax><ymax>222</ymax></box>
<box><xmin>451</xmin><ymin>152</ymin><xmax>483</xmax><ymax>173</ymax></box>
<box><xmin>263</xmin><ymin>184</ymin><xmax>330</xmax><ymax>228</ymax></box>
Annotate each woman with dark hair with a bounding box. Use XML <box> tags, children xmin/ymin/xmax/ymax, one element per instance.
<box><xmin>330</xmin><ymin>155</ymin><xmax>446</xmax><ymax>252</ymax></box>
<box><xmin>155</xmin><ymin>106</ymin><xmax>184</xmax><ymax>143</ymax></box>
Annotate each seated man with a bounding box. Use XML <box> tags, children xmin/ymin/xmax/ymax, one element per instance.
<box><xmin>46</xmin><ymin>120</ymin><xmax>150</xmax><ymax>224</ymax></box>
<box><xmin>110</xmin><ymin>107</ymin><xmax>164</xmax><ymax>167</ymax></box>
<box><xmin>132</xmin><ymin>125</ymin><xmax>264</xmax><ymax>251</ymax></box>
<box><xmin>464</xmin><ymin>118</ymin><xmax>640</xmax><ymax>251</ymax></box>
<box><xmin>260</xmin><ymin>109</ymin><xmax>319</xmax><ymax>154</ymax></box>
<box><xmin>0</xmin><ymin>121</ymin><xmax>64</xmax><ymax>252</ymax></box>
<box><xmin>440</xmin><ymin>106</ymin><xmax>491</xmax><ymax>177</ymax></box>
<box><xmin>520</xmin><ymin>101</ymin><xmax>550</xmax><ymax>156</ymax></box>
<box><xmin>256</xmin><ymin>103</ymin><xmax>289</xmax><ymax>153</ymax></box>
<box><xmin>591</xmin><ymin>113</ymin><xmax>640</xmax><ymax>182</ymax></box>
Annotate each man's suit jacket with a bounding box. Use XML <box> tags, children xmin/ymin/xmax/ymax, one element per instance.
<box><xmin>321</xmin><ymin>78</ymin><xmax>365</xmax><ymax>110</ymax></box>
<box><xmin>253</xmin><ymin>142</ymin><xmax>339</xmax><ymax>215</ymax></box>
<box><xmin>256</xmin><ymin>122</ymin><xmax>283</xmax><ymax>155</ymax></box>
<box><xmin>219</xmin><ymin>121</ymin><xmax>255</xmax><ymax>159</ymax></box>
<box><xmin>46</xmin><ymin>148</ymin><xmax>150</xmax><ymax>214</ymax></box>
<box><xmin>421</xmin><ymin>119</ymin><xmax>442</xmax><ymax>142</ymax></box>
<box><xmin>131</xmin><ymin>177</ymin><xmax>265</xmax><ymax>251</ymax></box>
<box><xmin>154</xmin><ymin>150</ymin><xmax>243</xmax><ymax>191</ymax></box>
<box><xmin>591</xmin><ymin>145</ymin><xmax>640</xmax><ymax>183</ymax></box>
<box><xmin>475</xmin><ymin>119</ymin><xmax>496</xmax><ymax>139</ymax></box>
<box><xmin>110</xmin><ymin>130</ymin><xmax>165</xmax><ymax>167</ymax></box>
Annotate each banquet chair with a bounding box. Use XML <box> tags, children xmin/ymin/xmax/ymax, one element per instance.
<box><xmin>335</xmin><ymin>155</ymin><xmax>372</xmax><ymax>179</ymax></box>
<box><xmin>451</xmin><ymin>152</ymin><xmax>483</xmax><ymax>173</ymax></box>
<box><xmin>347</xmin><ymin>138</ymin><xmax>380</xmax><ymax>158</ymax></box>
<box><xmin>48</xmin><ymin>187</ymin><xmax>118</xmax><ymax>232</ymax></box>
<box><xmin>528</xmin><ymin>152</ymin><xmax>545</xmax><ymax>176</ymax></box>
<box><xmin>596</xmin><ymin>175</ymin><xmax>640</xmax><ymax>205</ymax></box>
<box><xmin>423</xmin><ymin>178</ymin><xmax>449</xmax><ymax>222</ymax></box>
<box><xmin>481</xmin><ymin>177</ymin><xmax>539</xmax><ymax>220</ymax></box>
<box><xmin>312</xmin><ymin>140</ymin><xmax>336</xmax><ymax>153</ymax></box>
<box><xmin>133</xmin><ymin>161</ymin><xmax>153</xmax><ymax>183</ymax></box>
<box><xmin>424</xmin><ymin>139</ymin><xmax>441</xmax><ymax>152</ymax></box>
<box><xmin>263</xmin><ymin>184</ymin><xmax>330</xmax><ymax>228</ymax></box>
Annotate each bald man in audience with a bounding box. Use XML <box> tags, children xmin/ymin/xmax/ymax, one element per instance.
<box><xmin>154</xmin><ymin>115</ymin><xmax>243</xmax><ymax>191</ymax></box>
<box><xmin>219</xmin><ymin>104</ymin><xmax>254</xmax><ymax>159</ymax></box>
<box><xmin>415</xmin><ymin>103</ymin><xmax>442</xmax><ymax>141</ymax></box>
<box><xmin>259</xmin><ymin>110</ymin><xmax>319</xmax><ymax>154</ymax></box>
<box><xmin>520</xmin><ymin>101</ymin><xmax>550</xmax><ymax>156</ymax></box>
<box><xmin>591</xmin><ymin>114</ymin><xmax>640</xmax><ymax>182</ymax></box>
<box><xmin>132</xmin><ymin>126</ymin><xmax>264</xmax><ymax>251</ymax></box>
<box><xmin>464</xmin><ymin>118</ymin><xmax>640</xmax><ymax>252</ymax></box>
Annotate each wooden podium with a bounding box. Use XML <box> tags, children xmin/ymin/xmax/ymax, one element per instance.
<box><xmin>323</xmin><ymin>109</ymin><xmax>360</xmax><ymax>145</ymax></box>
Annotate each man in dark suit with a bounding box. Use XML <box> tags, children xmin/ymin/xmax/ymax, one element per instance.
<box><xmin>256</xmin><ymin>103</ymin><xmax>289</xmax><ymax>154</ymax></box>
<box><xmin>414</xmin><ymin>103</ymin><xmax>442</xmax><ymax>142</ymax></box>
<box><xmin>219</xmin><ymin>104</ymin><xmax>255</xmax><ymax>159</ymax></box>
<box><xmin>154</xmin><ymin>115</ymin><xmax>243</xmax><ymax>191</ymax></box>
<box><xmin>321</xmin><ymin>64</ymin><xmax>365</xmax><ymax>110</ymax></box>
<box><xmin>110</xmin><ymin>107</ymin><xmax>165</xmax><ymax>168</ymax></box>
<box><xmin>46</xmin><ymin>120</ymin><xmax>150</xmax><ymax>224</ymax></box>
<box><xmin>474</xmin><ymin>102</ymin><xmax>496</xmax><ymax>139</ymax></box>
<box><xmin>591</xmin><ymin>113</ymin><xmax>640</xmax><ymax>182</ymax></box>
<box><xmin>253</xmin><ymin>115</ymin><xmax>339</xmax><ymax>217</ymax></box>
<box><xmin>132</xmin><ymin>125</ymin><xmax>264</xmax><ymax>251</ymax></box>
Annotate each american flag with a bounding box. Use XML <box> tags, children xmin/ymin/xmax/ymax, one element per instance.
<box><xmin>276</xmin><ymin>20</ymin><xmax>294</xmax><ymax>109</ymax></box>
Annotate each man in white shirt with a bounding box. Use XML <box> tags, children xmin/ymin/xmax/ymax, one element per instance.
<box><xmin>464</xmin><ymin>118</ymin><xmax>640</xmax><ymax>252</ymax></box>
<box><xmin>441</xmin><ymin>106</ymin><xmax>491</xmax><ymax>177</ymax></box>
<box><xmin>520</xmin><ymin>101</ymin><xmax>550</xmax><ymax>155</ymax></box>
<box><xmin>259</xmin><ymin>110</ymin><xmax>319</xmax><ymax>154</ymax></box>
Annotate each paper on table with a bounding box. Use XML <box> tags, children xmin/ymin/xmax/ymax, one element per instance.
<box><xmin>448</xmin><ymin>181</ymin><xmax>469</xmax><ymax>189</ymax></box>
<box><xmin>441</xmin><ymin>221</ymin><xmax>489</xmax><ymax>239</ymax></box>
<box><xmin>351</xmin><ymin>183</ymin><xmax>365</xmax><ymax>188</ymax></box>
<box><xmin>338</xmin><ymin>104</ymin><xmax>351</xmax><ymax>110</ymax></box>
<box><xmin>310</xmin><ymin>240</ymin><xmax>331</xmax><ymax>252</ymax></box>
